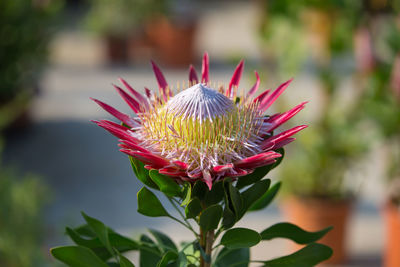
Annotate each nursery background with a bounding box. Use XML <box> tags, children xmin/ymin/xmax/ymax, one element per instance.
<box><xmin>1</xmin><ymin>0</ymin><xmax>399</xmax><ymax>266</ymax></box>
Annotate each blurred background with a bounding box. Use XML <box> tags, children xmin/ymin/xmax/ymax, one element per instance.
<box><xmin>1</xmin><ymin>0</ymin><xmax>400</xmax><ymax>266</ymax></box>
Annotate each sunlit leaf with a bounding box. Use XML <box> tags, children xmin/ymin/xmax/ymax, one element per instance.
<box><xmin>220</xmin><ymin>228</ymin><xmax>261</xmax><ymax>249</ymax></box>
<box><xmin>261</xmin><ymin>243</ymin><xmax>332</xmax><ymax>267</ymax></box>
<box><xmin>260</xmin><ymin>223</ymin><xmax>332</xmax><ymax>244</ymax></box>
<box><xmin>51</xmin><ymin>246</ymin><xmax>109</xmax><ymax>267</ymax></box>
<box><xmin>137</xmin><ymin>187</ymin><xmax>169</xmax><ymax>217</ymax></box>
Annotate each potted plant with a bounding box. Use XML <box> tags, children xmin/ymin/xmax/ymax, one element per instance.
<box><xmin>278</xmin><ymin>107</ymin><xmax>367</xmax><ymax>264</ymax></box>
<box><xmin>0</xmin><ymin>0</ymin><xmax>62</xmax><ymax>130</ymax></box>
<box><xmin>358</xmin><ymin>13</ymin><xmax>400</xmax><ymax>265</ymax></box>
<box><xmin>259</xmin><ymin>1</ymin><xmax>372</xmax><ymax>264</ymax></box>
<box><xmin>85</xmin><ymin>0</ymin><xmax>151</xmax><ymax>64</ymax></box>
<box><xmin>144</xmin><ymin>0</ymin><xmax>198</xmax><ymax>67</ymax></box>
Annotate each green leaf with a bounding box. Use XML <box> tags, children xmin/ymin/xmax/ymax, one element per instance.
<box><xmin>181</xmin><ymin>182</ymin><xmax>191</xmax><ymax>206</ymax></box>
<box><xmin>260</xmin><ymin>223</ymin><xmax>332</xmax><ymax>244</ymax></box>
<box><xmin>108</xmin><ymin>233</ymin><xmax>140</xmax><ymax>251</ymax></box>
<box><xmin>249</xmin><ymin>182</ymin><xmax>281</xmax><ymax>211</ymax></box>
<box><xmin>185</xmin><ymin>197</ymin><xmax>202</xmax><ymax>219</ymax></box>
<box><xmin>149</xmin><ymin>170</ymin><xmax>182</xmax><ymax>197</ymax></box>
<box><xmin>236</xmin><ymin>165</ymin><xmax>273</xmax><ymax>189</ymax></box>
<box><xmin>157</xmin><ymin>251</ymin><xmax>178</xmax><ymax>267</ymax></box>
<box><xmin>149</xmin><ymin>229</ymin><xmax>178</xmax><ymax>252</ymax></box>
<box><xmin>220</xmin><ymin>228</ymin><xmax>261</xmax><ymax>249</ymax></box>
<box><xmin>227</xmin><ymin>183</ymin><xmax>243</xmax><ymax>220</ymax></box>
<box><xmin>222</xmin><ymin>206</ymin><xmax>236</xmax><ymax>230</ymax></box>
<box><xmin>66</xmin><ymin>227</ymin><xmax>139</xmax><ymax>260</ymax></box>
<box><xmin>137</xmin><ymin>187</ymin><xmax>170</xmax><ymax>217</ymax></box>
<box><xmin>81</xmin><ymin>212</ymin><xmax>113</xmax><ymax>255</ymax></box>
<box><xmin>177</xmin><ymin>251</ymin><xmax>188</xmax><ymax>267</ymax></box>
<box><xmin>204</xmin><ymin>180</ymin><xmax>224</xmax><ymax>206</ymax></box>
<box><xmin>130</xmin><ymin>156</ymin><xmax>159</xmax><ymax>190</ymax></box>
<box><xmin>51</xmin><ymin>246</ymin><xmax>109</xmax><ymax>267</ymax></box>
<box><xmin>240</xmin><ymin>179</ymin><xmax>271</xmax><ymax>217</ymax></box>
<box><xmin>66</xmin><ymin>227</ymin><xmax>102</xmax><ymax>248</ymax></box>
<box><xmin>199</xmin><ymin>204</ymin><xmax>223</xmax><ymax>231</ymax></box>
<box><xmin>65</xmin><ymin>227</ymin><xmax>112</xmax><ymax>260</ymax></box>
<box><xmin>192</xmin><ymin>181</ymin><xmax>208</xmax><ymax>201</ymax></box>
<box><xmin>74</xmin><ymin>224</ymin><xmax>97</xmax><ymax>238</ymax></box>
<box><xmin>139</xmin><ymin>235</ymin><xmax>162</xmax><ymax>267</ymax></box>
<box><xmin>261</xmin><ymin>243</ymin><xmax>333</xmax><ymax>267</ymax></box>
<box><xmin>214</xmin><ymin>247</ymin><xmax>250</xmax><ymax>267</ymax></box>
<box><xmin>118</xmin><ymin>252</ymin><xmax>135</xmax><ymax>267</ymax></box>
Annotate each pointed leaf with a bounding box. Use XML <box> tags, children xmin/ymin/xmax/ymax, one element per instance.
<box><xmin>260</xmin><ymin>223</ymin><xmax>332</xmax><ymax>244</ymax></box>
<box><xmin>214</xmin><ymin>247</ymin><xmax>249</xmax><ymax>267</ymax></box>
<box><xmin>261</xmin><ymin>243</ymin><xmax>332</xmax><ymax>267</ymax></box>
<box><xmin>220</xmin><ymin>228</ymin><xmax>261</xmax><ymax>249</ymax></box>
<box><xmin>192</xmin><ymin>180</ymin><xmax>208</xmax><ymax>201</ymax></box>
<box><xmin>149</xmin><ymin>229</ymin><xmax>178</xmax><ymax>252</ymax></box>
<box><xmin>181</xmin><ymin>182</ymin><xmax>191</xmax><ymax>206</ymax></box>
<box><xmin>204</xmin><ymin>180</ymin><xmax>224</xmax><ymax>206</ymax></box>
<box><xmin>137</xmin><ymin>187</ymin><xmax>169</xmax><ymax>217</ymax></box>
<box><xmin>66</xmin><ymin>227</ymin><xmax>139</xmax><ymax>260</ymax></box>
<box><xmin>66</xmin><ymin>227</ymin><xmax>102</xmax><ymax>248</ymax></box>
<box><xmin>177</xmin><ymin>251</ymin><xmax>188</xmax><ymax>267</ymax></box>
<box><xmin>240</xmin><ymin>179</ymin><xmax>271</xmax><ymax>217</ymax></box>
<box><xmin>222</xmin><ymin>206</ymin><xmax>236</xmax><ymax>230</ymax></box>
<box><xmin>236</xmin><ymin>164</ymin><xmax>273</xmax><ymax>189</ymax></box>
<box><xmin>74</xmin><ymin>224</ymin><xmax>96</xmax><ymax>238</ymax></box>
<box><xmin>185</xmin><ymin>197</ymin><xmax>202</xmax><ymax>219</ymax></box>
<box><xmin>81</xmin><ymin>212</ymin><xmax>113</xmax><ymax>255</ymax></box>
<box><xmin>51</xmin><ymin>246</ymin><xmax>109</xmax><ymax>267</ymax></box>
<box><xmin>118</xmin><ymin>252</ymin><xmax>135</xmax><ymax>267</ymax></box>
<box><xmin>249</xmin><ymin>182</ymin><xmax>281</xmax><ymax>211</ymax></box>
<box><xmin>227</xmin><ymin>183</ymin><xmax>243</xmax><ymax>220</ymax></box>
<box><xmin>157</xmin><ymin>251</ymin><xmax>178</xmax><ymax>267</ymax></box>
<box><xmin>149</xmin><ymin>170</ymin><xmax>182</xmax><ymax>197</ymax></box>
<box><xmin>139</xmin><ymin>235</ymin><xmax>162</xmax><ymax>267</ymax></box>
<box><xmin>130</xmin><ymin>157</ymin><xmax>159</xmax><ymax>190</ymax></box>
<box><xmin>199</xmin><ymin>204</ymin><xmax>223</xmax><ymax>231</ymax></box>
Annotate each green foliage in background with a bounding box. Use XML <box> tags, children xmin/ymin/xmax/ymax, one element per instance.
<box><xmin>258</xmin><ymin>0</ymin><xmax>400</xmax><ymax>199</ymax></box>
<box><xmin>280</xmin><ymin>115</ymin><xmax>368</xmax><ymax>198</ymax></box>
<box><xmin>260</xmin><ymin>0</ymin><xmax>363</xmax><ymax>76</ymax></box>
<box><xmin>0</xmin><ymin>168</ymin><xmax>49</xmax><ymax>267</ymax></box>
<box><xmin>358</xmin><ymin>14</ymin><xmax>400</xmax><ymax>200</ymax></box>
<box><xmin>0</xmin><ymin>0</ymin><xmax>63</xmax><ymax>103</ymax></box>
<box><xmin>85</xmin><ymin>0</ymin><xmax>169</xmax><ymax>37</ymax></box>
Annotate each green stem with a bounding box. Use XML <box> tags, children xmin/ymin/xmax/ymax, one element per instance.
<box><xmin>168</xmin><ymin>215</ymin><xmax>198</xmax><ymax>236</ymax></box>
<box><xmin>167</xmin><ymin>197</ymin><xmax>198</xmax><ymax>237</ymax></box>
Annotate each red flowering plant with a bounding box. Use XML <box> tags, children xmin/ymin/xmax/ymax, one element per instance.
<box><xmin>51</xmin><ymin>53</ymin><xmax>332</xmax><ymax>266</ymax></box>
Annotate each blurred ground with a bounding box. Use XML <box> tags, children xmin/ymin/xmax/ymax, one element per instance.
<box><xmin>3</xmin><ymin>1</ymin><xmax>384</xmax><ymax>266</ymax></box>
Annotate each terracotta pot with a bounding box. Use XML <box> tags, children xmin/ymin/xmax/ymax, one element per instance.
<box><xmin>383</xmin><ymin>201</ymin><xmax>400</xmax><ymax>267</ymax></box>
<box><xmin>146</xmin><ymin>16</ymin><xmax>196</xmax><ymax>67</ymax></box>
<box><xmin>104</xmin><ymin>35</ymin><xmax>129</xmax><ymax>64</ymax></box>
<box><xmin>281</xmin><ymin>196</ymin><xmax>352</xmax><ymax>265</ymax></box>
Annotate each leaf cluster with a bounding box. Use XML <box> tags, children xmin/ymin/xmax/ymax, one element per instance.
<box><xmin>52</xmin><ymin>148</ymin><xmax>333</xmax><ymax>266</ymax></box>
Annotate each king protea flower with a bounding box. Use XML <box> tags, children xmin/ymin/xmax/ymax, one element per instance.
<box><xmin>92</xmin><ymin>53</ymin><xmax>307</xmax><ymax>189</ymax></box>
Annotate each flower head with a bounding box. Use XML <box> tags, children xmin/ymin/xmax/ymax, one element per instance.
<box><xmin>93</xmin><ymin>53</ymin><xmax>307</xmax><ymax>189</ymax></box>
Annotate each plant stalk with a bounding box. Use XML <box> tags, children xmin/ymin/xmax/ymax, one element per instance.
<box><xmin>200</xmin><ymin>228</ymin><xmax>215</xmax><ymax>267</ymax></box>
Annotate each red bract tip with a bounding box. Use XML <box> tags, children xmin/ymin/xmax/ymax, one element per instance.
<box><xmin>201</xmin><ymin>52</ymin><xmax>209</xmax><ymax>83</ymax></box>
<box><xmin>227</xmin><ymin>59</ymin><xmax>244</xmax><ymax>98</ymax></box>
<box><xmin>189</xmin><ymin>65</ymin><xmax>199</xmax><ymax>84</ymax></box>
